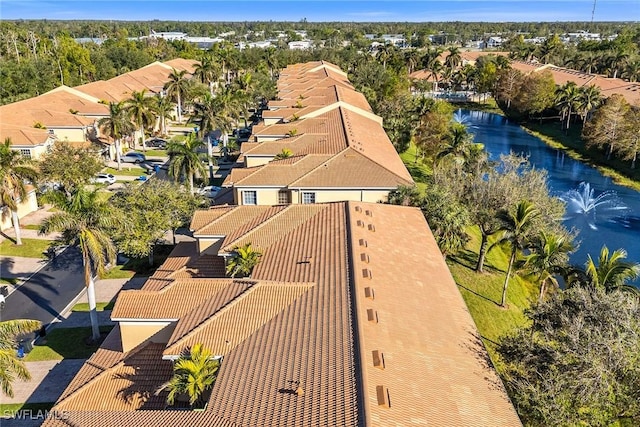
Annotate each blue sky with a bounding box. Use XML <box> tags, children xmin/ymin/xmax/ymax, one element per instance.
<box><xmin>1</xmin><ymin>1</ymin><xmax>638</xmax><ymax>22</ymax></box>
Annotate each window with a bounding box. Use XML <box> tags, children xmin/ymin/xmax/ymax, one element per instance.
<box><xmin>243</xmin><ymin>190</ymin><xmax>257</xmax><ymax>205</ymax></box>
<box><xmin>19</xmin><ymin>149</ymin><xmax>31</xmax><ymax>159</ymax></box>
<box><xmin>278</xmin><ymin>190</ymin><xmax>289</xmax><ymax>204</ymax></box>
<box><xmin>302</xmin><ymin>192</ymin><xmax>316</xmax><ymax>204</ymax></box>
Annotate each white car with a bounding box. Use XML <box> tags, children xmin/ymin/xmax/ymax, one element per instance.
<box><xmin>91</xmin><ymin>173</ymin><xmax>116</xmax><ymax>185</ymax></box>
<box><xmin>198</xmin><ymin>186</ymin><xmax>221</xmax><ymax>199</ymax></box>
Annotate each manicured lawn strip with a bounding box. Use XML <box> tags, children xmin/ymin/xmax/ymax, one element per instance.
<box><xmin>447</xmin><ymin>227</ymin><xmax>536</xmax><ymax>362</ymax></box>
<box><xmin>144</xmin><ymin>149</ymin><xmax>167</xmax><ymax>157</ymax></box>
<box><xmin>25</xmin><ymin>326</ymin><xmax>114</xmax><ymax>361</ymax></box>
<box><xmin>521</xmin><ymin>121</ymin><xmax>640</xmax><ymax>191</ymax></box>
<box><xmin>0</xmin><ymin>402</ymin><xmax>55</xmax><ymax>414</ymax></box>
<box><xmin>71</xmin><ymin>301</ymin><xmax>115</xmax><ymax>312</ymax></box>
<box><xmin>0</xmin><ymin>238</ymin><xmax>52</xmax><ymax>258</ymax></box>
<box><xmin>102</xmin><ymin>167</ymin><xmax>146</xmax><ymax>176</ymax></box>
<box><xmin>99</xmin><ymin>264</ymin><xmax>136</xmax><ymax>279</ymax></box>
<box><xmin>0</xmin><ymin>277</ymin><xmax>19</xmax><ymax>285</ymax></box>
<box><xmin>22</xmin><ymin>224</ymin><xmax>41</xmax><ymax>230</ymax></box>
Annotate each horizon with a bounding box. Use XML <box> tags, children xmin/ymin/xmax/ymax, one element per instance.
<box><xmin>1</xmin><ymin>1</ymin><xmax>639</xmax><ymax>23</ymax></box>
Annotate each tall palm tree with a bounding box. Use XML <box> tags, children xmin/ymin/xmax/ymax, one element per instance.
<box><xmin>39</xmin><ymin>189</ymin><xmax>117</xmax><ymax>341</ymax></box>
<box><xmin>225</xmin><ymin>243</ymin><xmax>263</xmax><ymax>278</ymax></box>
<box><xmin>576</xmin><ymin>85</ymin><xmax>602</xmax><ymax>125</ymax></box>
<box><xmin>521</xmin><ymin>231</ymin><xmax>574</xmax><ymax>301</ymax></box>
<box><xmin>435</xmin><ymin>123</ymin><xmax>483</xmax><ymax>172</ymax></box>
<box><xmin>125</xmin><ymin>90</ymin><xmax>155</xmax><ymax>151</ymax></box>
<box><xmin>444</xmin><ymin>46</ymin><xmax>462</xmax><ymax>70</ymax></box>
<box><xmin>167</xmin><ymin>133</ymin><xmax>208</xmax><ymax>191</ymax></box>
<box><xmin>0</xmin><ymin>319</ymin><xmax>42</xmax><ymax>397</ymax></box>
<box><xmin>163</xmin><ymin>68</ymin><xmax>190</xmax><ymax>123</ymax></box>
<box><xmin>98</xmin><ymin>101</ymin><xmax>135</xmax><ymax>171</ymax></box>
<box><xmin>555</xmin><ymin>82</ymin><xmax>580</xmax><ymax>131</ymax></box>
<box><xmin>156</xmin><ymin>343</ymin><xmax>219</xmax><ymax>408</ymax></box>
<box><xmin>193</xmin><ymin>54</ymin><xmax>220</xmax><ymax>95</ymax></box>
<box><xmin>152</xmin><ymin>95</ymin><xmax>174</xmax><ymax>137</ymax></box>
<box><xmin>0</xmin><ymin>138</ymin><xmax>38</xmax><ymax>245</ymax></box>
<box><xmin>584</xmin><ymin>246</ymin><xmax>640</xmax><ymax>294</ymax></box>
<box><xmin>622</xmin><ymin>60</ymin><xmax>640</xmax><ymax>82</ymax></box>
<box><xmin>607</xmin><ymin>50</ymin><xmax>629</xmax><ymax>79</ymax></box>
<box><xmin>493</xmin><ymin>201</ymin><xmax>540</xmax><ymax>307</ymax></box>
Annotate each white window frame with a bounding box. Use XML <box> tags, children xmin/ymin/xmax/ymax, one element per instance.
<box><xmin>243</xmin><ymin>190</ymin><xmax>257</xmax><ymax>205</ymax></box>
<box><xmin>302</xmin><ymin>192</ymin><xmax>316</xmax><ymax>204</ymax></box>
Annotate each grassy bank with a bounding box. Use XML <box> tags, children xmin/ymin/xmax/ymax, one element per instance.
<box><xmin>521</xmin><ymin>121</ymin><xmax>640</xmax><ymax>192</ymax></box>
<box><xmin>447</xmin><ymin>228</ymin><xmax>536</xmax><ymax>360</ymax></box>
<box><xmin>0</xmin><ymin>238</ymin><xmax>52</xmax><ymax>258</ymax></box>
<box><xmin>25</xmin><ymin>326</ymin><xmax>114</xmax><ymax>361</ymax></box>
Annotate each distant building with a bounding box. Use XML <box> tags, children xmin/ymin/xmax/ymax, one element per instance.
<box><xmin>288</xmin><ymin>40</ymin><xmax>312</xmax><ymax>50</ymax></box>
<box><xmin>148</xmin><ymin>30</ymin><xmax>187</xmax><ymax>41</ymax></box>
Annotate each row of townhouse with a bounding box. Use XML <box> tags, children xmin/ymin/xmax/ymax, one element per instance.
<box><xmin>0</xmin><ymin>58</ymin><xmax>198</xmax><ymax>230</ymax></box>
<box><xmin>44</xmin><ymin>61</ymin><xmax>522</xmax><ymax>427</ymax></box>
<box><xmin>224</xmin><ymin>61</ymin><xmax>414</xmax><ymax>206</ymax></box>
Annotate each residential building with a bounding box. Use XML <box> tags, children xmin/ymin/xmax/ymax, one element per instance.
<box><xmin>43</xmin><ymin>201</ymin><xmax>522</xmax><ymax>427</ymax></box>
<box><xmin>226</xmin><ymin>61</ymin><xmax>413</xmax><ymax>205</ymax></box>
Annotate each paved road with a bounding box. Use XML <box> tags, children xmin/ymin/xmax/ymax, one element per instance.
<box><xmin>1</xmin><ymin>246</ymin><xmax>85</xmax><ymax>325</ymax></box>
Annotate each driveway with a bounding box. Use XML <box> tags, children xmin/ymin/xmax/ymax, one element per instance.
<box><xmin>1</xmin><ymin>246</ymin><xmax>85</xmax><ymax>325</ymax></box>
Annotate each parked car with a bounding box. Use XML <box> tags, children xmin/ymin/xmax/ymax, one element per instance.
<box><xmin>122</xmin><ymin>152</ymin><xmax>146</xmax><ymax>164</ymax></box>
<box><xmin>145</xmin><ymin>138</ymin><xmax>167</xmax><ymax>149</ymax></box>
<box><xmin>197</xmin><ymin>186</ymin><xmax>222</xmax><ymax>199</ymax></box>
<box><xmin>91</xmin><ymin>173</ymin><xmax>116</xmax><ymax>185</ymax></box>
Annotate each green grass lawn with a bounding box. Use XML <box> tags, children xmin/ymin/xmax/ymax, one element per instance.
<box><xmin>25</xmin><ymin>326</ymin><xmax>114</xmax><ymax>361</ymax></box>
<box><xmin>0</xmin><ymin>277</ymin><xmax>19</xmax><ymax>285</ymax></box>
<box><xmin>399</xmin><ymin>142</ymin><xmax>431</xmax><ymax>192</ymax></box>
<box><xmin>102</xmin><ymin>166</ymin><xmax>146</xmax><ymax>176</ymax></box>
<box><xmin>71</xmin><ymin>301</ymin><xmax>115</xmax><ymax>312</ymax></box>
<box><xmin>144</xmin><ymin>149</ymin><xmax>167</xmax><ymax>157</ymax></box>
<box><xmin>22</xmin><ymin>224</ymin><xmax>41</xmax><ymax>230</ymax></box>
<box><xmin>447</xmin><ymin>227</ymin><xmax>536</xmax><ymax>360</ymax></box>
<box><xmin>99</xmin><ymin>264</ymin><xmax>136</xmax><ymax>280</ymax></box>
<box><xmin>0</xmin><ymin>238</ymin><xmax>52</xmax><ymax>258</ymax></box>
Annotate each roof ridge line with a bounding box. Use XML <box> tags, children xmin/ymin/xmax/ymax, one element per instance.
<box><xmin>164</xmin><ymin>281</ymin><xmax>262</xmax><ymax>353</ymax></box>
<box><xmin>220</xmin><ymin>205</ymin><xmax>294</xmax><ymax>251</ymax></box>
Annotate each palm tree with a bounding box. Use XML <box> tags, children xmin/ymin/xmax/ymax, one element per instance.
<box><xmin>622</xmin><ymin>60</ymin><xmax>640</xmax><ymax>82</ymax></box>
<box><xmin>576</xmin><ymin>85</ymin><xmax>602</xmax><ymax>125</ymax></box>
<box><xmin>444</xmin><ymin>46</ymin><xmax>462</xmax><ymax>70</ymax></box>
<box><xmin>521</xmin><ymin>231</ymin><xmax>574</xmax><ymax>301</ymax></box>
<box><xmin>0</xmin><ymin>319</ymin><xmax>42</xmax><ymax>397</ymax></box>
<box><xmin>225</xmin><ymin>243</ymin><xmax>263</xmax><ymax>278</ymax></box>
<box><xmin>125</xmin><ymin>90</ymin><xmax>155</xmax><ymax>151</ymax></box>
<box><xmin>167</xmin><ymin>133</ymin><xmax>208</xmax><ymax>191</ymax></box>
<box><xmin>493</xmin><ymin>201</ymin><xmax>540</xmax><ymax>307</ymax></box>
<box><xmin>39</xmin><ymin>189</ymin><xmax>116</xmax><ymax>341</ymax></box>
<box><xmin>583</xmin><ymin>246</ymin><xmax>640</xmax><ymax>294</ymax></box>
<box><xmin>193</xmin><ymin>54</ymin><xmax>220</xmax><ymax>95</ymax></box>
<box><xmin>607</xmin><ymin>50</ymin><xmax>629</xmax><ymax>79</ymax></box>
<box><xmin>98</xmin><ymin>101</ymin><xmax>135</xmax><ymax>171</ymax></box>
<box><xmin>163</xmin><ymin>68</ymin><xmax>190</xmax><ymax>123</ymax></box>
<box><xmin>274</xmin><ymin>148</ymin><xmax>293</xmax><ymax>160</ymax></box>
<box><xmin>0</xmin><ymin>138</ymin><xmax>38</xmax><ymax>245</ymax></box>
<box><xmin>156</xmin><ymin>343</ymin><xmax>219</xmax><ymax>408</ymax></box>
<box><xmin>153</xmin><ymin>95</ymin><xmax>174</xmax><ymax>137</ymax></box>
<box><xmin>435</xmin><ymin>123</ymin><xmax>483</xmax><ymax>172</ymax></box>
<box><xmin>555</xmin><ymin>82</ymin><xmax>580</xmax><ymax>131</ymax></box>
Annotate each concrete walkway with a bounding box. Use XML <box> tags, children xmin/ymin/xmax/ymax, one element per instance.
<box><xmin>0</xmin><ymin>275</ymin><xmax>147</xmax><ymax>409</ymax></box>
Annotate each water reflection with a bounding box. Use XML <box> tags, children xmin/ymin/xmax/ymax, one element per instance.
<box><xmin>460</xmin><ymin>109</ymin><xmax>640</xmax><ymax>285</ymax></box>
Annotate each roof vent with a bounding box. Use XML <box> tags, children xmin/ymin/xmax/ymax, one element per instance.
<box><xmin>365</xmin><ymin>210</ymin><xmax>373</xmax><ymax>217</ymax></box>
<box><xmin>372</xmin><ymin>350</ymin><xmax>385</xmax><ymax>369</ymax></box>
<box><xmin>354</xmin><ymin>205</ymin><xmax>362</xmax><ymax>212</ymax></box>
<box><xmin>366</xmin><ymin>308</ymin><xmax>378</xmax><ymax>323</ymax></box>
<box><xmin>362</xmin><ymin>268</ymin><xmax>372</xmax><ymax>279</ymax></box>
<box><xmin>376</xmin><ymin>385</ymin><xmax>390</xmax><ymax>407</ymax></box>
<box><xmin>364</xmin><ymin>287</ymin><xmax>374</xmax><ymax>300</ymax></box>
<box><xmin>360</xmin><ymin>253</ymin><xmax>370</xmax><ymax>263</ymax></box>
<box><xmin>358</xmin><ymin>239</ymin><xmax>368</xmax><ymax>247</ymax></box>
<box><xmin>367</xmin><ymin>224</ymin><xmax>376</xmax><ymax>232</ymax></box>
<box><xmin>357</xmin><ymin>220</ymin><xmax>365</xmax><ymax>227</ymax></box>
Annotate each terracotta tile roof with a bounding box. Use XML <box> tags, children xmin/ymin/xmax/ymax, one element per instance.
<box><xmin>42</xmin><ymin>411</ymin><xmax>238</xmax><ymax>427</ymax></box>
<box><xmin>290</xmin><ymin>148</ymin><xmax>412</xmax><ymax>188</ymax></box>
<box><xmin>229</xmin><ymin>154</ymin><xmax>333</xmax><ymax>187</ymax></box>
<box><xmin>190</xmin><ymin>206</ymin><xmax>235</xmax><ymax>232</ymax></box>
<box><xmin>163</xmin><ymin>58</ymin><xmax>199</xmax><ymax>74</ymax></box>
<box><xmin>0</xmin><ymin>103</ymin><xmax>96</xmax><ymax>128</ymax></box>
<box><xmin>346</xmin><ymin>202</ymin><xmax>521</xmax><ymax>425</ymax></box>
<box><xmin>194</xmin><ymin>205</ymin><xmax>277</xmax><ymax>237</ymax></box>
<box><xmin>112</xmin><ymin>279</ymin><xmax>248</xmax><ymax>320</ymax></box>
<box><xmin>221</xmin><ymin>166</ymin><xmax>260</xmax><ymax>186</ymax></box>
<box><xmin>243</xmin><ymin>133</ymin><xmax>347</xmax><ymax>156</ymax></box>
<box><xmin>0</xmin><ymin>123</ymin><xmax>53</xmax><ymax>147</ymax></box>
<box><xmin>163</xmin><ymin>280</ymin><xmax>314</xmax><ymax>357</ymax></box>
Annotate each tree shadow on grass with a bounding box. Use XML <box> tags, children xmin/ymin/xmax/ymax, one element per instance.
<box><xmin>456</xmin><ymin>282</ymin><xmax>500</xmax><ymax>307</ymax></box>
<box><xmin>449</xmin><ymin>249</ymin><xmax>505</xmax><ymax>275</ymax></box>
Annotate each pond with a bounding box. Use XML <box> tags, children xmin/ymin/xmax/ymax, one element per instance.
<box><xmin>459</xmin><ymin>109</ymin><xmax>640</xmax><ymax>285</ymax></box>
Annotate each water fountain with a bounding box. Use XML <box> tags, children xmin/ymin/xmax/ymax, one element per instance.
<box><xmin>560</xmin><ymin>182</ymin><xmax>628</xmax><ymax>230</ymax></box>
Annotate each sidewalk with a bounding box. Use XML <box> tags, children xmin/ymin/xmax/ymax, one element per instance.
<box><xmin>0</xmin><ymin>275</ymin><xmax>147</xmax><ymax>409</ymax></box>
